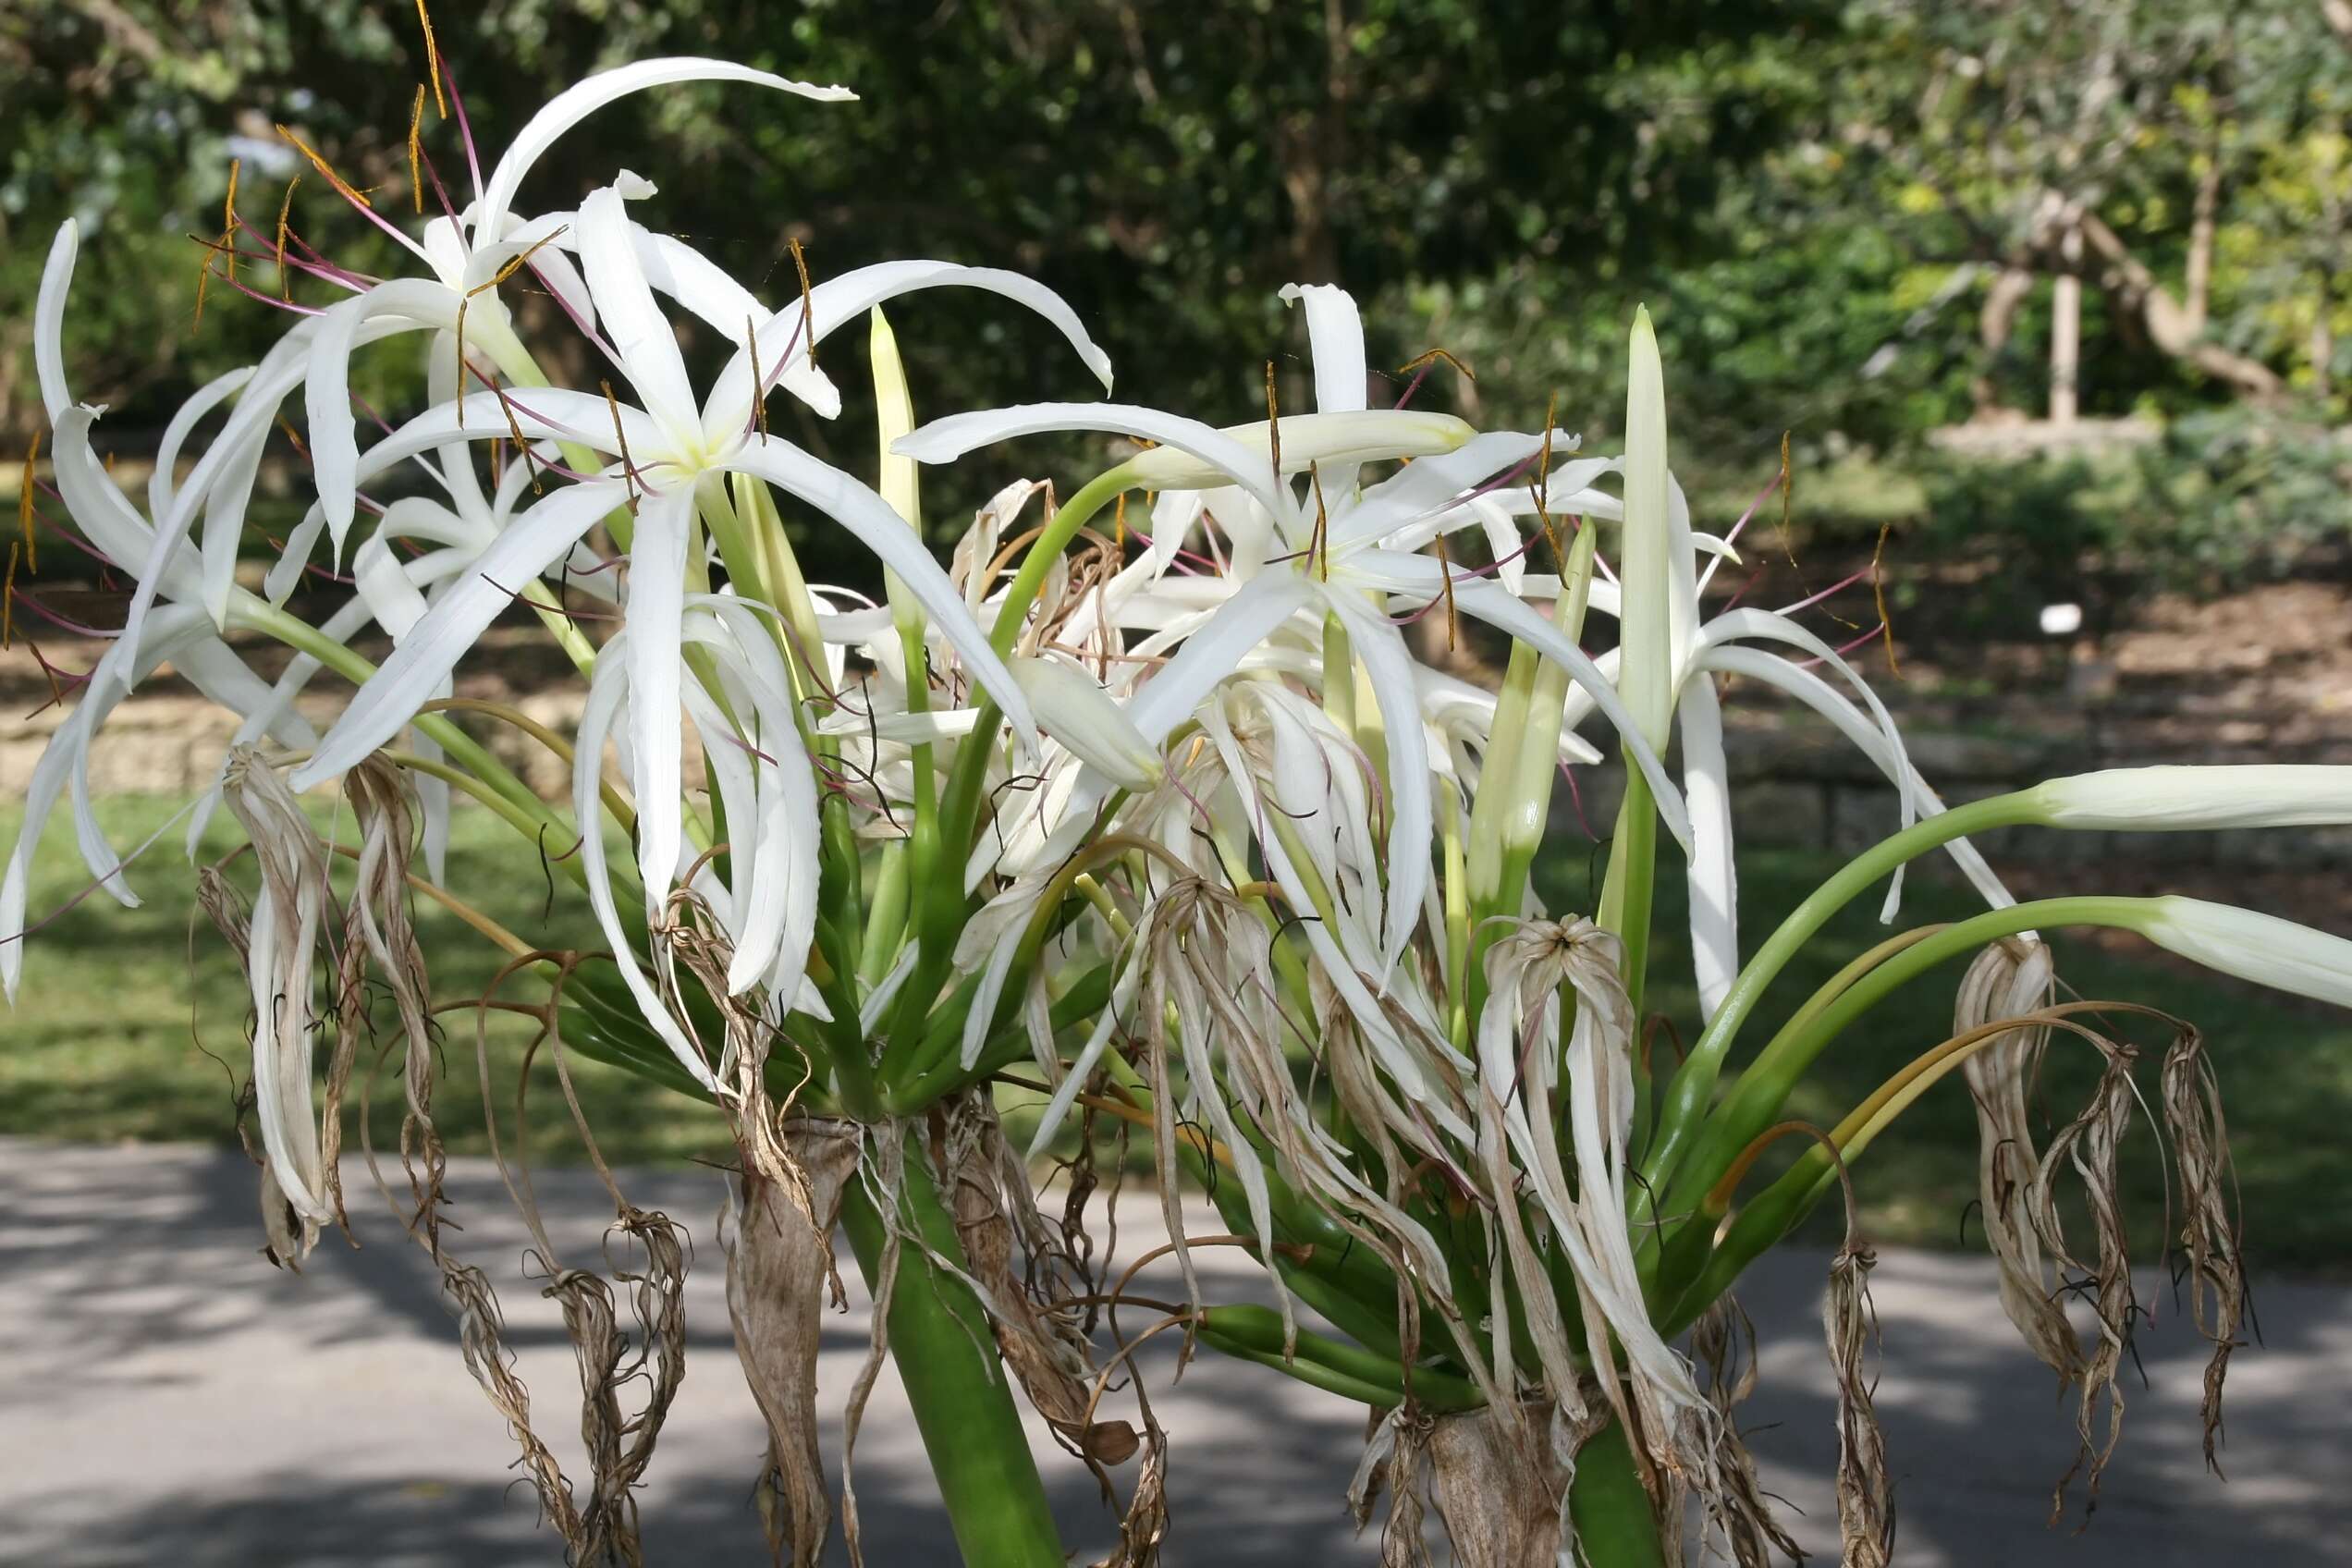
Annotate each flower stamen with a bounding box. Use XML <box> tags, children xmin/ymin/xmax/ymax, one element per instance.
<box><xmin>601</xmin><ymin>379</ymin><xmax>643</xmax><ymax>512</ymax></box>
<box><xmin>18</xmin><ymin>432</ymin><xmax>40</xmax><ymax>573</ymax></box>
<box><xmin>408</xmin><ymin>85</ymin><xmax>429</xmax><ymax>214</ymax></box>
<box><xmin>413</xmin><ymin>0</ymin><xmax>447</xmax><ymax>119</ymax></box>
<box><xmin>275</xmin><ymin>177</ymin><xmax>300</xmax><ymax>300</ymax></box>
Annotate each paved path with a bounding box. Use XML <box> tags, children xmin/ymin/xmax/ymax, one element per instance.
<box><xmin>2</xmin><ymin>1138</ymin><xmax>2345</xmax><ymax>1565</ymax></box>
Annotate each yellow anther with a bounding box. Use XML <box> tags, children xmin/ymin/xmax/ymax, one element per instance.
<box><xmin>275</xmin><ymin>125</ymin><xmax>373</xmax><ymax>209</ymax></box>
<box><xmin>744</xmin><ymin>316</ymin><xmax>767</xmax><ymax>436</ymax></box>
<box><xmin>1431</xmin><ymin>529</ymin><xmax>1459</xmax><ymax>652</ymax></box>
<box><xmin>221</xmin><ymin>159</ymin><xmax>242</xmax><ymax>282</ymax></box>
<box><xmin>409</xmin><ymin>85</ymin><xmax>428</xmax><ymax>214</ymax></box>
<box><xmin>414</xmin><ymin>0</ymin><xmax>447</xmax><ymax>119</ymax></box>
<box><xmin>1871</xmin><ymin>522</ymin><xmax>1903</xmax><ymax>680</ymax></box>
<box><xmin>275</xmin><ymin>176</ymin><xmax>300</xmax><ymax>300</ymax></box>
<box><xmin>19</xmin><ymin>430</ymin><xmax>41</xmax><ymax>573</ymax></box>
<box><xmin>601</xmin><ymin>379</ymin><xmax>641</xmax><ymax>509</ymax></box>
<box><xmin>1264</xmin><ymin>361</ymin><xmax>1281</xmax><ymax>475</ymax></box>
<box><xmin>787</xmin><ymin>237</ymin><xmax>816</xmax><ymax>371</ymax></box>
<box><xmin>1306</xmin><ymin>461</ymin><xmax>1331</xmax><ymax>583</ymax></box>
<box><xmin>1399</xmin><ymin>346</ymin><xmax>1475</xmax><ymax>381</ymax></box>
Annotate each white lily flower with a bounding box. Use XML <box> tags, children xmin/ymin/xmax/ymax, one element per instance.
<box><xmin>286</xmin><ymin>177</ymin><xmax>1060</xmax><ymax>899</ymax></box>
<box><xmin>900</xmin><ymin>397</ymin><xmax>1692</xmax><ymax>976</ymax></box>
<box><xmin>2138</xmin><ymin>898</ymin><xmax>2352</xmax><ymax>1009</ymax></box>
<box><xmin>303</xmin><ymin>58</ymin><xmax>859</xmax><ymax>545</ymax></box>
<box><xmin>2034</xmin><ymin>766</ymin><xmax>2352</xmax><ymax>829</ymax></box>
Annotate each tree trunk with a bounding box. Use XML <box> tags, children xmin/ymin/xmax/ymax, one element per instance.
<box><xmin>2185</xmin><ymin>151</ymin><xmax>2222</xmax><ymax>335</ymax></box>
<box><xmin>1974</xmin><ymin>265</ymin><xmax>2038</xmax><ymax>418</ymax></box>
<box><xmin>2076</xmin><ymin>212</ymin><xmax>2284</xmax><ymax>398</ymax></box>
<box><xmin>2051</xmin><ymin>223</ymin><xmax>2083</xmax><ymax>425</ymax></box>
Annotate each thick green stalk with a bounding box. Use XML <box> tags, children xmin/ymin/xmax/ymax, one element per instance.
<box><xmin>1567</xmin><ymin>1419</ymin><xmax>1669</xmax><ymax>1566</ymax></box>
<box><xmin>838</xmin><ymin>1157</ymin><xmax>1064</xmax><ymax>1567</ymax></box>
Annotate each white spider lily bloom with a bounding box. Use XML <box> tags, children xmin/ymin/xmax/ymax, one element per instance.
<box><xmin>2137</xmin><ymin>898</ymin><xmax>2352</xmax><ymax>1009</ymax></box>
<box><xmin>2033</xmin><ymin>766</ymin><xmax>2352</xmax><ymax>830</ymax></box>
<box><xmin>900</xmin><ymin>401</ymin><xmax>1691</xmax><ymax>975</ymax></box>
<box><xmin>287</xmin><ymin>177</ymin><xmax>1048</xmax><ymax>914</ymax></box>
<box><xmin>1011</xmin><ymin>656</ymin><xmax>1163</xmax><ymax>791</ymax></box>
<box><xmin>304</xmin><ymin>59</ymin><xmax>857</xmax><ymax>542</ymax></box>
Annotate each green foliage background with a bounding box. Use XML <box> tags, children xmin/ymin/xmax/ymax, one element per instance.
<box><xmin>7</xmin><ymin>0</ymin><xmax>2346</xmax><ymax>573</ymax></box>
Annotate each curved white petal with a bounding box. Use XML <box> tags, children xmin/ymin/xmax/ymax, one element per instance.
<box><xmin>288</xmin><ymin>480</ymin><xmax>626</xmax><ymax>790</ymax></box>
<box><xmin>150</xmin><ymin>367</ymin><xmax>256</xmax><ymax>522</ymax></box>
<box><xmin>1438</xmin><ymin>576</ymin><xmax>1695</xmax><ymax>852</ymax></box>
<box><xmin>306</xmin><ymin>279</ymin><xmax>468</xmax><ymax>539</ymax></box>
<box><xmin>1332</xmin><ymin>428</ymin><xmax>1574</xmax><ymax>551</ymax></box>
<box><xmin>471</xmin><ymin>60</ymin><xmax>854</xmax><ymax>262</ymax></box>
<box><xmin>722</xmin><ymin>435</ymin><xmax>1036</xmax><ymax>748</ymax></box>
<box><xmin>1678</xmin><ymin>675</ymin><xmax>1737</xmax><ymax>1022</ymax></box>
<box><xmin>704</xmin><ymin>260</ymin><xmax>1113</xmax><ymax>437</ymax></box>
<box><xmin>624</xmin><ymin>484</ymin><xmax>694</xmax><ymax>894</ymax></box>
<box><xmin>1280</xmin><ymin>282</ymin><xmax>1367</xmax><ymax>414</ymax></box>
<box><xmin>897</xmin><ymin>401</ymin><xmax>1300</xmax><ymax>536</ymax></box>
<box><xmin>1697</xmin><ymin>605</ymin><xmax>1918</xmax><ymax>918</ymax></box>
<box><xmin>570</xmin><ymin>641</ymin><xmax>723</xmax><ymax>1091</ymax></box>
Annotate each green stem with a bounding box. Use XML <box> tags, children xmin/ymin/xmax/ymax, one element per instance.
<box><xmin>838</xmin><ymin>1157</ymin><xmax>1064</xmax><ymax>1567</ymax></box>
<box><xmin>1636</xmin><ymin>791</ymin><xmax>2028</xmax><ymax>1209</ymax></box>
<box><xmin>1567</xmin><ymin>1419</ymin><xmax>1668</xmax><ymax>1567</ymax></box>
<box><xmin>1668</xmin><ymin>895</ymin><xmax>2141</xmax><ymax>1207</ymax></box>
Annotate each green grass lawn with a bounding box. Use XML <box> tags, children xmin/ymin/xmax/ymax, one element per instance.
<box><xmin>6</xmin><ymin>796</ymin><xmax>2349</xmax><ymax>1272</ymax></box>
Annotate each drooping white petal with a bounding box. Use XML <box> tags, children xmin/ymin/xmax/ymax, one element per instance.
<box><xmin>722</xmin><ymin>434</ymin><xmax>1036</xmax><ymax>748</ymax></box>
<box><xmin>1326</xmin><ymin>592</ymin><xmax>1433</xmax><ymax>972</ymax></box>
<box><xmin>624</xmin><ymin>484</ymin><xmax>694</xmax><ymax>895</ymax></box>
<box><xmin>1125</xmin><ymin>573</ymin><xmax>1317</xmax><ymax>744</ymax></box>
<box><xmin>1696</xmin><ymin>605</ymin><xmax>1917</xmax><ymax>918</ymax></box>
<box><xmin>150</xmin><ymin>367</ymin><xmax>255</xmax><ymax>522</ymax></box>
<box><xmin>288</xmin><ymin>480</ymin><xmax>626</xmax><ymax>790</ymax></box>
<box><xmin>1011</xmin><ymin>656</ymin><xmax>1161</xmax><ymax>791</ymax></box>
<box><xmin>1698</xmin><ymin>643</ymin><xmax>2013</xmax><ymax>913</ymax></box>
<box><xmin>471</xmin><ymin>60</ymin><xmax>854</xmax><ymax>262</ymax></box>
<box><xmin>1398</xmin><ymin>573</ymin><xmax>1694</xmax><ymax>852</ymax></box>
<box><xmin>703</xmin><ymin>260</ymin><xmax>1114</xmax><ymax>437</ymax></box>
<box><xmin>1331</xmin><ymin>428</ymin><xmax>1574</xmax><ymax>551</ymax></box>
<box><xmin>570</xmin><ymin>641</ymin><xmax>722</xmax><ymax>1091</ymax></box>
<box><xmin>304</xmin><ymin>279</ymin><xmax>467</xmax><ymax>540</ymax></box>
<box><xmin>898</xmin><ymin>401</ymin><xmax>1302</xmax><ymax>536</ymax></box>
<box><xmin>1678</xmin><ymin>674</ymin><xmax>1737</xmax><ymax>1022</ymax></box>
